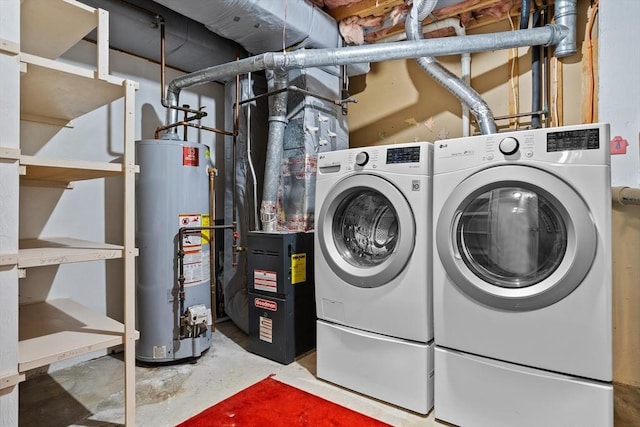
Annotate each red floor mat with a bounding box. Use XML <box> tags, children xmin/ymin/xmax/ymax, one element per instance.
<box><xmin>176</xmin><ymin>375</ymin><xmax>391</xmax><ymax>426</ymax></box>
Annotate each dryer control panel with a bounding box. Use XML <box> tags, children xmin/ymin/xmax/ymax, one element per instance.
<box><xmin>433</xmin><ymin>123</ymin><xmax>610</xmax><ymax>174</ymax></box>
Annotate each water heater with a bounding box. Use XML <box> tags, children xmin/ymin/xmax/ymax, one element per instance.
<box><xmin>135</xmin><ymin>139</ymin><xmax>212</xmax><ymax>363</ymax></box>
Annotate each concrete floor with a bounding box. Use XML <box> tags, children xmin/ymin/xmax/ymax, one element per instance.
<box><xmin>19</xmin><ymin>320</ymin><xmax>640</xmax><ymax>426</ymax></box>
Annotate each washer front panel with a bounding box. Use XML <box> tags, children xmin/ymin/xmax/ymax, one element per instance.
<box><xmin>318</xmin><ymin>174</ymin><xmax>415</xmax><ymax>288</ymax></box>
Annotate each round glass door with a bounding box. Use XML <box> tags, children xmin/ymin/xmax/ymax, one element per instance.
<box><xmin>333</xmin><ymin>190</ymin><xmax>399</xmax><ymax>267</ymax></box>
<box><xmin>318</xmin><ymin>174</ymin><xmax>415</xmax><ymax>288</ymax></box>
<box><xmin>457</xmin><ymin>187</ymin><xmax>567</xmax><ymax>288</ymax></box>
<box><xmin>436</xmin><ymin>165</ymin><xmax>596</xmax><ymax>311</ymax></box>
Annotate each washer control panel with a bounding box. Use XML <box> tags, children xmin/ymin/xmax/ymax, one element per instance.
<box><xmin>317</xmin><ymin>142</ymin><xmax>432</xmax><ymax>176</ymax></box>
<box><xmin>386</xmin><ymin>145</ymin><xmax>422</xmax><ymax>164</ymax></box>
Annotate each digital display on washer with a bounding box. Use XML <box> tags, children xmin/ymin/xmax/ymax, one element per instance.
<box><xmin>386</xmin><ymin>146</ymin><xmax>421</xmax><ymax>164</ymax></box>
<box><xmin>546</xmin><ymin>128</ymin><xmax>600</xmax><ymax>152</ymax></box>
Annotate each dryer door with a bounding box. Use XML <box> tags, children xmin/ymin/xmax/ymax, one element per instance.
<box><xmin>436</xmin><ymin>165</ymin><xmax>596</xmax><ymax>310</ymax></box>
<box><xmin>317</xmin><ymin>174</ymin><xmax>415</xmax><ymax>288</ymax></box>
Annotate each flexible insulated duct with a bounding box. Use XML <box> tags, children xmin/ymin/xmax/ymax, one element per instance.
<box><xmin>376</xmin><ymin>18</ymin><xmax>472</xmax><ymax>136</ymax></box>
<box><xmin>406</xmin><ymin>0</ymin><xmax>497</xmax><ymax>135</ymax></box>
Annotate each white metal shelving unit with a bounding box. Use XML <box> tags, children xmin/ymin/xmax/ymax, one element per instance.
<box><xmin>0</xmin><ymin>0</ymin><xmax>139</xmax><ymax>424</ymax></box>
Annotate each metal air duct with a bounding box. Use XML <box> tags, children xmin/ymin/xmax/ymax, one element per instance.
<box><xmin>153</xmin><ymin>0</ymin><xmax>340</xmax><ymax>54</ymax></box>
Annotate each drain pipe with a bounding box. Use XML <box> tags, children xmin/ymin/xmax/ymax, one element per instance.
<box><xmin>530</xmin><ymin>8</ymin><xmax>543</xmax><ymax>128</ymax></box>
<box><xmin>166</xmin><ymin>25</ymin><xmax>569</xmax><ymax>127</ymax></box>
<box><xmin>612</xmin><ymin>187</ymin><xmax>640</xmax><ymax>206</ymax></box>
<box><xmin>260</xmin><ymin>69</ymin><xmax>289</xmax><ymax>231</ymax></box>
<box><xmin>520</xmin><ymin>0</ymin><xmax>531</xmax><ymax>30</ymax></box>
<box><xmin>406</xmin><ymin>0</ymin><xmax>496</xmax><ymax>134</ymax></box>
<box><xmin>521</xmin><ymin>0</ymin><xmax>543</xmax><ymax>129</ymax></box>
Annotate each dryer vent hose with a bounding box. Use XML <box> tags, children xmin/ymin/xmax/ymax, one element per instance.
<box><xmin>612</xmin><ymin>186</ymin><xmax>640</xmax><ymax>206</ymax></box>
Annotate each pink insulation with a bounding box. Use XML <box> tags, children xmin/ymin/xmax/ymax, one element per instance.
<box><xmin>328</xmin><ymin>0</ymin><xmax>521</xmax><ymax>44</ymax></box>
<box><xmin>339</xmin><ymin>15</ymin><xmax>385</xmax><ymax>45</ymax></box>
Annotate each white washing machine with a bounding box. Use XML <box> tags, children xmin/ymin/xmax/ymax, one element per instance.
<box><xmin>432</xmin><ymin>124</ymin><xmax>613</xmax><ymax>426</ymax></box>
<box><xmin>314</xmin><ymin>142</ymin><xmax>434</xmax><ymax>414</ymax></box>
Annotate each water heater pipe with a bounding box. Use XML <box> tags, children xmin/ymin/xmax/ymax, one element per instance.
<box><xmin>612</xmin><ymin>187</ymin><xmax>640</xmax><ymax>206</ymax></box>
<box><xmin>177</xmin><ymin>224</ymin><xmax>236</xmax><ymax>338</ymax></box>
<box><xmin>208</xmin><ymin>167</ymin><xmax>217</xmax><ymax>332</ymax></box>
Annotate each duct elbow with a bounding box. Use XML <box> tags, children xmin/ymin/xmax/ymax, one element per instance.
<box><xmin>554</xmin><ymin>0</ymin><xmax>578</xmax><ymax>58</ymax></box>
<box><xmin>474</xmin><ymin>105</ymin><xmax>497</xmax><ymax>135</ymax></box>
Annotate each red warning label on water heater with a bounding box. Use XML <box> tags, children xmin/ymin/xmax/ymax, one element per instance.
<box><xmin>183</xmin><ymin>146</ymin><xmax>199</xmax><ymax>166</ymax></box>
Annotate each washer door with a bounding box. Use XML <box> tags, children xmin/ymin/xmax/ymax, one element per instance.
<box><xmin>436</xmin><ymin>165</ymin><xmax>596</xmax><ymax>311</ymax></box>
<box><xmin>317</xmin><ymin>174</ymin><xmax>415</xmax><ymax>288</ymax></box>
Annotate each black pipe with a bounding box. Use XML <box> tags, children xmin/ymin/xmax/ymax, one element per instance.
<box><xmin>520</xmin><ymin>0</ymin><xmax>531</xmax><ymax>30</ymax></box>
<box><xmin>531</xmin><ymin>8</ymin><xmax>543</xmax><ymax>128</ymax></box>
<box><xmin>542</xmin><ymin>1</ymin><xmax>551</xmax><ymax>127</ymax></box>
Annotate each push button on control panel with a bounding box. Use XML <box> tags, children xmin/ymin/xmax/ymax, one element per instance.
<box><xmin>355</xmin><ymin>151</ymin><xmax>369</xmax><ymax>166</ymax></box>
<box><xmin>499</xmin><ymin>137</ymin><xmax>520</xmax><ymax>155</ymax></box>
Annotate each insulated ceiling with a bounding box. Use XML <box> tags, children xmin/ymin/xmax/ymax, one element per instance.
<box><xmin>151</xmin><ymin>0</ymin><xmax>524</xmax><ymax>53</ymax></box>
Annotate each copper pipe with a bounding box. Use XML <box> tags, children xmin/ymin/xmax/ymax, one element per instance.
<box><xmin>160</xmin><ymin>14</ymin><xmax>165</xmax><ymax>110</ymax></box>
<box><xmin>208</xmin><ymin>167</ymin><xmax>217</xmax><ymax>332</ymax></box>
<box><xmin>232</xmin><ymin>66</ymin><xmax>240</xmax><ymax>226</ymax></box>
<box><xmin>158</xmin><ymin>14</ymin><xmax>218</xmax><ymax>139</ymax></box>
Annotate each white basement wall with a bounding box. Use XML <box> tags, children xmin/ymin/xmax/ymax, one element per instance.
<box><xmin>18</xmin><ymin>40</ymin><xmax>225</xmax><ymax>370</ymax></box>
<box><xmin>600</xmin><ymin>0</ymin><xmax>640</xmax><ymax>388</ymax></box>
<box><xmin>600</xmin><ymin>0</ymin><xmax>640</xmax><ymax>187</ymax></box>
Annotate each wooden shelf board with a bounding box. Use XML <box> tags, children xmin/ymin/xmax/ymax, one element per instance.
<box><xmin>0</xmin><ymin>147</ymin><xmax>21</xmax><ymax>160</ymax></box>
<box><xmin>19</xmin><ymin>238</ymin><xmax>123</xmax><ymax>268</ymax></box>
<box><xmin>0</xmin><ymin>38</ymin><xmax>20</xmax><ymax>56</ymax></box>
<box><xmin>0</xmin><ymin>372</ymin><xmax>25</xmax><ymax>390</ymax></box>
<box><xmin>0</xmin><ymin>253</ymin><xmax>19</xmax><ymax>266</ymax></box>
<box><xmin>20</xmin><ymin>53</ymin><xmax>124</xmax><ymax>124</ymax></box>
<box><xmin>20</xmin><ymin>155</ymin><xmax>123</xmax><ymax>183</ymax></box>
<box><xmin>18</xmin><ymin>298</ymin><xmax>139</xmax><ymax>372</ymax></box>
<box><xmin>21</xmin><ymin>0</ymin><xmax>98</xmax><ymax>59</ymax></box>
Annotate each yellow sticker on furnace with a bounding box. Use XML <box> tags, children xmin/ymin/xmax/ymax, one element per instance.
<box><xmin>291</xmin><ymin>253</ymin><xmax>306</xmax><ymax>284</ymax></box>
